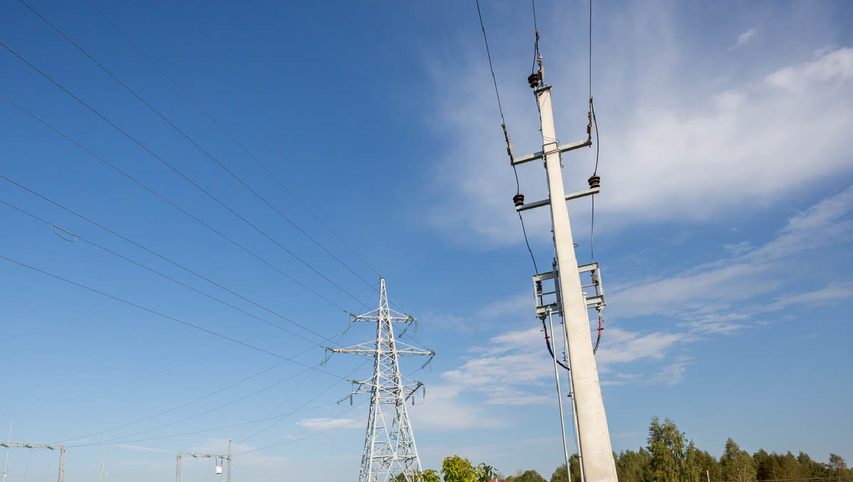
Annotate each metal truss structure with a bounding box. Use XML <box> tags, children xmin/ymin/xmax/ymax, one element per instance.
<box><xmin>175</xmin><ymin>437</ymin><xmax>231</xmax><ymax>482</ymax></box>
<box><xmin>332</xmin><ymin>278</ymin><xmax>434</xmax><ymax>482</ymax></box>
<box><xmin>0</xmin><ymin>442</ymin><xmax>66</xmax><ymax>482</ymax></box>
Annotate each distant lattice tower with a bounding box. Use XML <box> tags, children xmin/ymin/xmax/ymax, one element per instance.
<box><xmin>331</xmin><ymin>278</ymin><xmax>434</xmax><ymax>482</ymax></box>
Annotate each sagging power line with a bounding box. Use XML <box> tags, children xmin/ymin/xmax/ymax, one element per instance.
<box><xmin>19</xmin><ymin>0</ymin><xmax>380</xmax><ymax>296</ymax></box>
<box><xmin>0</xmin><ymin>41</ymin><xmax>372</xmax><ymax>312</ymax></box>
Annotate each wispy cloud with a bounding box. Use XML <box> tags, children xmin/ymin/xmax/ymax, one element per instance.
<box><xmin>729</xmin><ymin>29</ymin><xmax>757</xmax><ymax>50</ymax></box>
<box><xmin>117</xmin><ymin>444</ymin><xmax>171</xmax><ymax>453</ymax></box>
<box><xmin>611</xmin><ymin>184</ymin><xmax>853</xmax><ymax>331</ymax></box>
<box><xmin>425</xmin><ymin>18</ymin><xmax>853</xmax><ymax>247</ymax></box>
<box><xmin>296</xmin><ymin>417</ymin><xmax>362</xmax><ymax>431</ymax></box>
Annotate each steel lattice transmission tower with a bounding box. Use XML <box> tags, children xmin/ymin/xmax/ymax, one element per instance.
<box><xmin>331</xmin><ymin>278</ymin><xmax>434</xmax><ymax>482</ymax></box>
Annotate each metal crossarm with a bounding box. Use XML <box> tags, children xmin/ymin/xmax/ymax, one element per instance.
<box><xmin>0</xmin><ymin>442</ymin><xmax>66</xmax><ymax>482</ymax></box>
<box><xmin>332</xmin><ymin>278</ymin><xmax>433</xmax><ymax>482</ymax></box>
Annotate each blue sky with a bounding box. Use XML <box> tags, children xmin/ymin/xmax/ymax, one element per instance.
<box><xmin>1</xmin><ymin>1</ymin><xmax>852</xmax><ymax>481</ymax></box>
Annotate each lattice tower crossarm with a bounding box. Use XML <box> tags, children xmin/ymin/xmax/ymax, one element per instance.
<box><xmin>175</xmin><ymin>437</ymin><xmax>231</xmax><ymax>482</ymax></box>
<box><xmin>332</xmin><ymin>278</ymin><xmax>433</xmax><ymax>482</ymax></box>
<box><xmin>0</xmin><ymin>442</ymin><xmax>66</xmax><ymax>482</ymax></box>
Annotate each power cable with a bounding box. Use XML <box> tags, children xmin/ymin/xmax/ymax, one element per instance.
<box><xmin>0</xmin><ymin>254</ymin><xmax>349</xmax><ymax>380</ymax></box>
<box><xmin>235</xmin><ymin>359</ymin><xmax>370</xmax><ymax>445</ymax></box>
<box><xmin>0</xmin><ymin>326</ymin><xmax>279</xmax><ymax>417</ymax></box>
<box><xmin>474</xmin><ymin>0</ymin><xmax>540</xmax><ymax>274</ymax></box>
<box><xmin>231</xmin><ymin>370</ymin><xmax>311</xmax><ymax>441</ymax></box>
<box><xmin>0</xmin><ymin>41</ymin><xmax>372</xmax><ymax>312</ymax></box>
<box><xmin>40</xmin><ymin>451</ymin><xmax>53</xmax><ymax>482</ymax></box>
<box><xmin>22</xmin><ymin>448</ymin><xmax>33</xmax><ymax>482</ymax></box>
<box><xmin>58</xmin><ymin>354</ymin><xmax>298</xmax><ymax>444</ymax></box>
<box><xmin>0</xmin><ymin>169</ymin><xmax>342</xmax><ymax>345</ymax></box>
<box><xmin>0</xmin><ymin>198</ymin><xmax>335</xmax><ymax>349</ymax></box>
<box><xmin>0</xmin><ymin>93</ymin><xmax>350</xmax><ymax>317</ymax></box>
<box><xmin>19</xmin><ymin>0</ymin><xmax>379</xmax><ymax>296</ymax></box>
<box><xmin>84</xmin><ymin>0</ymin><xmax>384</xmax><ymax>281</ymax></box>
<box><xmin>589</xmin><ymin>0</ymin><xmax>600</xmax><ymax>263</ymax></box>
<box><xmin>234</xmin><ymin>364</ymin><xmax>425</xmax><ymax>455</ymax></box>
<box><xmin>66</xmin><ymin>360</ymin><xmax>366</xmax><ymax>449</ymax></box>
<box><xmin>65</xmin><ymin>401</ymin><xmax>336</xmax><ymax>448</ymax></box>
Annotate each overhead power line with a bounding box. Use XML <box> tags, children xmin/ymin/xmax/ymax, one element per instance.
<box><xmin>59</xmin><ymin>356</ymin><xmax>298</xmax><ymax>444</ymax></box>
<box><xmin>19</xmin><ymin>0</ymin><xmax>380</xmax><ymax>295</ymax></box>
<box><xmin>0</xmin><ymin>92</ymin><xmax>349</xmax><ymax>317</ymax></box>
<box><xmin>0</xmin><ymin>327</ymin><xmax>280</xmax><ymax>418</ymax></box>
<box><xmin>0</xmin><ymin>40</ymin><xmax>371</xmax><ymax>312</ymax></box>
<box><xmin>84</xmin><ymin>0</ymin><xmax>384</xmax><ymax>281</ymax></box>
<box><xmin>474</xmin><ymin>0</ymin><xmax>539</xmax><ymax>274</ymax></box>
<box><xmin>0</xmin><ymin>198</ymin><xmax>337</xmax><ymax>349</ymax></box>
<box><xmin>0</xmin><ymin>253</ymin><xmax>348</xmax><ymax>380</ymax></box>
<box><xmin>0</xmin><ymin>167</ymin><xmax>342</xmax><ymax>345</ymax></box>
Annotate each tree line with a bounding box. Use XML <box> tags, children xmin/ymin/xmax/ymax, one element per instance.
<box><xmin>407</xmin><ymin>417</ymin><xmax>850</xmax><ymax>482</ymax></box>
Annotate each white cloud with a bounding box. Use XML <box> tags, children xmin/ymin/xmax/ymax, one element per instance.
<box><xmin>296</xmin><ymin>417</ymin><xmax>362</xmax><ymax>431</ymax></box>
<box><xmin>594</xmin><ymin>328</ymin><xmax>688</xmax><ymax>367</ymax></box>
<box><xmin>425</xmin><ymin>21</ymin><xmax>853</xmax><ymax>248</ymax></box>
<box><xmin>651</xmin><ymin>355</ymin><xmax>692</xmax><ymax>386</ymax></box>
<box><xmin>766</xmin><ymin>282</ymin><xmax>853</xmax><ymax>311</ymax></box>
<box><xmin>729</xmin><ymin>29</ymin><xmax>757</xmax><ymax>50</ymax></box>
<box><xmin>611</xmin><ymin>184</ymin><xmax>853</xmax><ymax>325</ymax></box>
<box><xmin>117</xmin><ymin>444</ymin><xmax>171</xmax><ymax>453</ymax></box>
<box><xmin>408</xmin><ymin>384</ymin><xmax>508</xmax><ymax>431</ymax></box>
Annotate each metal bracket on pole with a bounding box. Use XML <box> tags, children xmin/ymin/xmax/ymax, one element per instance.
<box><xmin>578</xmin><ymin>262</ymin><xmax>606</xmax><ymax>310</ymax></box>
<box><xmin>516</xmin><ymin>186</ymin><xmax>600</xmax><ymax>212</ymax></box>
<box><xmin>510</xmin><ymin>138</ymin><xmax>592</xmax><ymax>166</ymax></box>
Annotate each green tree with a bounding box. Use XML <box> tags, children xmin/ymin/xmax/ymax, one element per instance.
<box><xmin>507</xmin><ymin>469</ymin><xmax>547</xmax><ymax>482</ymax></box>
<box><xmin>569</xmin><ymin>454</ymin><xmax>582</xmax><ymax>482</ymax></box>
<box><xmin>689</xmin><ymin>447</ymin><xmax>720</xmax><ymax>482</ymax></box>
<box><xmin>829</xmin><ymin>454</ymin><xmax>848</xmax><ymax>482</ymax></box>
<box><xmin>647</xmin><ymin>417</ymin><xmax>700</xmax><ymax>482</ymax></box>
<box><xmin>798</xmin><ymin>452</ymin><xmax>831</xmax><ymax>479</ymax></box>
<box><xmin>720</xmin><ymin>439</ymin><xmax>756</xmax><ymax>482</ymax></box>
<box><xmin>441</xmin><ymin>456</ymin><xmax>477</xmax><ymax>482</ymax></box>
<box><xmin>616</xmin><ymin>448</ymin><xmax>652</xmax><ymax>482</ymax></box>
<box><xmin>550</xmin><ymin>463</ymin><xmax>568</xmax><ymax>482</ymax></box>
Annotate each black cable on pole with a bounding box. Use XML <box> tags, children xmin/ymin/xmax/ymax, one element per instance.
<box><xmin>542</xmin><ymin>318</ymin><xmax>570</xmax><ymax>371</ymax></box>
<box><xmin>475</xmin><ymin>0</ymin><xmax>540</xmax><ymax>275</ymax></box>
<box><xmin>0</xmin><ymin>94</ymin><xmax>351</xmax><ymax>317</ymax></box>
<box><xmin>0</xmin><ymin>41</ymin><xmax>372</xmax><ymax>312</ymax></box>
<box><xmin>589</xmin><ymin>0</ymin><xmax>600</xmax><ymax>263</ymax></box>
<box><xmin>19</xmin><ymin>0</ymin><xmax>380</xmax><ymax>295</ymax></box>
<box><xmin>0</xmin><ymin>254</ymin><xmax>348</xmax><ymax>380</ymax></box>
<box><xmin>84</xmin><ymin>0</ymin><xmax>384</xmax><ymax>281</ymax></box>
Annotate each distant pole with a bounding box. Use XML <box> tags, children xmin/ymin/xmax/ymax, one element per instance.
<box><xmin>98</xmin><ymin>439</ymin><xmax>106</xmax><ymax>482</ymax></box>
<box><xmin>1</xmin><ymin>423</ymin><xmax>10</xmax><ymax>482</ymax></box>
<box><xmin>707</xmin><ymin>469</ymin><xmax>711</xmax><ymax>482</ymax></box>
<box><xmin>226</xmin><ymin>434</ymin><xmax>232</xmax><ymax>482</ymax></box>
<box><xmin>548</xmin><ymin>309</ymin><xmax>572</xmax><ymax>482</ymax></box>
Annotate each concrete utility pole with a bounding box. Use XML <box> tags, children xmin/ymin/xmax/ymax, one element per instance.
<box><xmin>514</xmin><ymin>77</ymin><xmax>618</xmax><ymax>481</ymax></box>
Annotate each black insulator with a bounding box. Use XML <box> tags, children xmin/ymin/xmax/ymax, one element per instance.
<box><xmin>588</xmin><ymin>175</ymin><xmax>601</xmax><ymax>189</ymax></box>
<box><xmin>536</xmin><ymin>280</ymin><xmax>543</xmax><ymax>294</ymax></box>
<box><xmin>527</xmin><ymin>73</ymin><xmax>540</xmax><ymax>89</ymax></box>
<box><xmin>513</xmin><ymin>193</ymin><xmax>525</xmax><ymax>207</ymax></box>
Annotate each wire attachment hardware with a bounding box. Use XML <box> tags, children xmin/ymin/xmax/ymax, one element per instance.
<box><xmin>50</xmin><ymin>224</ymin><xmax>78</xmax><ymax>242</ymax></box>
<box><xmin>320</xmin><ymin>347</ymin><xmax>334</xmax><ymax>366</ymax></box>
